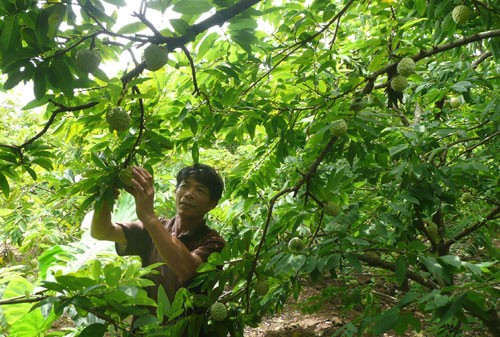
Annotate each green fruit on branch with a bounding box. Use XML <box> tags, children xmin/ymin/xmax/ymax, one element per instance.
<box><xmin>426</xmin><ymin>221</ymin><xmax>439</xmax><ymax>243</ymax></box>
<box><xmin>106</xmin><ymin>107</ymin><xmax>131</xmax><ymax>131</ymax></box>
<box><xmin>461</xmin><ymin>192</ymin><xmax>473</xmax><ymax>203</ymax></box>
<box><xmin>76</xmin><ymin>49</ymin><xmax>102</xmax><ymax>74</ymax></box>
<box><xmin>390</xmin><ymin>75</ymin><xmax>408</xmax><ymax>92</ymax></box>
<box><xmin>118</xmin><ymin>167</ymin><xmax>134</xmax><ymax>188</ymax></box>
<box><xmin>254</xmin><ymin>279</ymin><xmax>270</xmax><ymax>296</ymax></box>
<box><xmin>324</xmin><ymin>201</ymin><xmax>341</xmax><ymax>216</ymax></box>
<box><xmin>397</xmin><ymin>57</ymin><xmax>416</xmax><ymax>76</ymax></box>
<box><xmin>288</xmin><ymin>237</ymin><xmax>305</xmax><ymax>252</ymax></box>
<box><xmin>449</xmin><ymin>96</ymin><xmax>462</xmax><ymax>108</ymax></box>
<box><xmin>210</xmin><ymin>302</ymin><xmax>227</xmax><ymax>321</ymax></box>
<box><xmin>144</xmin><ymin>44</ymin><xmax>169</xmax><ymax>71</ymax></box>
<box><xmin>331</xmin><ymin>119</ymin><xmax>348</xmax><ymax>137</ymax></box>
<box><xmin>452</xmin><ymin>5</ymin><xmax>472</xmax><ymax>25</ymax></box>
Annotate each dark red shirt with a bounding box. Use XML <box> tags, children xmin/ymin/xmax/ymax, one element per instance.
<box><xmin>116</xmin><ymin>217</ymin><xmax>225</xmax><ymax>302</ymax></box>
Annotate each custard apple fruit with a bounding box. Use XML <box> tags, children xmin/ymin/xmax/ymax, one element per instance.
<box><xmin>452</xmin><ymin>5</ymin><xmax>472</xmax><ymax>25</ymax></box>
<box><xmin>118</xmin><ymin>167</ymin><xmax>134</xmax><ymax>188</ymax></box>
<box><xmin>331</xmin><ymin>119</ymin><xmax>348</xmax><ymax>137</ymax></box>
<box><xmin>254</xmin><ymin>279</ymin><xmax>270</xmax><ymax>296</ymax></box>
<box><xmin>449</xmin><ymin>96</ymin><xmax>462</xmax><ymax>108</ymax></box>
<box><xmin>461</xmin><ymin>192</ymin><xmax>473</xmax><ymax>203</ymax></box>
<box><xmin>106</xmin><ymin>107</ymin><xmax>131</xmax><ymax>131</ymax></box>
<box><xmin>76</xmin><ymin>49</ymin><xmax>102</xmax><ymax>74</ymax></box>
<box><xmin>426</xmin><ymin>221</ymin><xmax>438</xmax><ymax>242</ymax></box>
<box><xmin>210</xmin><ymin>302</ymin><xmax>227</xmax><ymax>321</ymax></box>
<box><xmin>324</xmin><ymin>201</ymin><xmax>341</xmax><ymax>216</ymax></box>
<box><xmin>390</xmin><ymin>75</ymin><xmax>408</xmax><ymax>92</ymax></box>
<box><xmin>397</xmin><ymin>57</ymin><xmax>416</xmax><ymax>76</ymax></box>
<box><xmin>288</xmin><ymin>237</ymin><xmax>305</xmax><ymax>252</ymax></box>
<box><xmin>144</xmin><ymin>44</ymin><xmax>169</xmax><ymax>71</ymax></box>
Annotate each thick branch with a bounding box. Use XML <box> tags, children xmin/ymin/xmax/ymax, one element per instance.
<box><xmin>362</xmin><ymin>29</ymin><xmax>500</xmax><ymax>94</ymax></box>
<box><xmin>355</xmin><ymin>254</ymin><xmax>439</xmax><ymax>290</ymax></box>
<box><xmin>121</xmin><ymin>0</ymin><xmax>262</xmax><ymax>86</ymax></box>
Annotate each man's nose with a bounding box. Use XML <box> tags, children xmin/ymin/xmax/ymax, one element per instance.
<box><xmin>183</xmin><ymin>187</ymin><xmax>195</xmax><ymax>198</ymax></box>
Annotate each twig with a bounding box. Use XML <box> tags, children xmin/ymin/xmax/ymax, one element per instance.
<box><xmin>180</xmin><ymin>45</ymin><xmax>200</xmax><ymax>96</ymax></box>
<box><xmin>442</xmin><ymin>206</ymin><xmax>500</xmax><ymax>251</ymax></box>
<box><xmin>449</xmin><ymin>130</ymin><xmax>500</xmax><ymax>163</ymax></box>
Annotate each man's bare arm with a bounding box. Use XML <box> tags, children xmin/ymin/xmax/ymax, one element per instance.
<box><xmin>91</xmin><ymin>200</ymin><xmax>127</xmax><ymax>244</ymax></box>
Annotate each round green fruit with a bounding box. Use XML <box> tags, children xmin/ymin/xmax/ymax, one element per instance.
<box><xmin>288</xmin><ymin>237</ymin><xmax>305</xmax><ymax>252</ymax></box>
<box><xmin>210</xmin><ymin>302</ymin><xmax>227</xmax><ymax>321</ymax></box>
<box><xmin>461</xmin><ymin>192</ymin><xmax>473</xmax><ymax>203</ymax></box>
<box><xmin>144</xmin><ymin>44</ymin><xmax>169</xmax><ymax>71</ymax></box>
<box><xmin>324</xmin><ymin>201</ymin><xmax>341</xmax><ymax>216</ymax></box>
<box><xmin>106</xmin><ymin>107</ymin><xmax>131</xmax><ymax>131</ymax></box>
<box><xmin>390</xmin><ymin>75</ymin><xmax>408</xmax><ymax>92</ymax></box>
<box><xmin>452</xmin><ymin>5</ymin><xmax>472</xmax><ymax>25</ymax></box>
<box><xmin>254</xmin><ymin>279</ymin><xmax>270</xmax><ymax>296</ymax></box>
<box><xmin>449</xmin><ymin>96</ymin><xmax>462</xmax><ymax>109</ymax></box>
<box><xmin>76</xmin><ymin>49</ymin><xmax>102</xmax><ymax>74</ymax></box>
<box><xmin>426</xmin><ymin>221</ymin><xmax>439</xmax><ymax>242</ymax></box>
<box><xmin>397</xmin><ymin>57</ymin><xmax>416</xmax><ymax>76</ymax></box>
<box><xmin>118</xmin><ymin>168</ymin><xmax>134</xmax><ymax>188</ymax></box>
<box><xmin>331</xmin><ymin>119</ymin><xmax>348</xmax><ymax>137</ymax></box>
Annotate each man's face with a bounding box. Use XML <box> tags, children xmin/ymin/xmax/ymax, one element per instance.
<box><xmin>175</xmin><ymin>177</ymin><xmax>216</xmax><ymax>219</ymax></box>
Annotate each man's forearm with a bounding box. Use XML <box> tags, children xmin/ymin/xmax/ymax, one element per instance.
<box><xmin>91</xmin><ymin>201</ymin><xmax>126</xmax><ymax>243</ymax></box>
<box><xmin>91</xmin><ymin>201</ymin><xmax>113</xmax><ymax>239</ymax></box>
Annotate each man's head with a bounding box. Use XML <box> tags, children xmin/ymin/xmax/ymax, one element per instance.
<box><xmin>176</xmin><ymin>164</ymin><xmax>224</xmax><ymax>203</ymax></box>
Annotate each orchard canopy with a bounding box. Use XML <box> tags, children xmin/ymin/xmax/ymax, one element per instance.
<box><xmin>0</xmin><ymin>0</ymin><xmax>499</xmax><ymax>336</ymax></box>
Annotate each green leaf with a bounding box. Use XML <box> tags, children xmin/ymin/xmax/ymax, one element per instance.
<box><xmin>77</xmin><ymin>323</ymin><xmax>107</xmax><ymax>337</ymax></box>
<box><xmin>1</xmin><ymin>277</ymin><xmax>34</xmax><ymax>325</ymax></box>
<box><xmin>117</xmin><ymin>22</ymin><xmax>147</xmax><ymax>34</ymax></box>
<box><xmin>372</xmin><ymin>307</ymin><xmax>400</xmax><ymax>335</ymax></box>
<box><xmin>9</xmin><ymin>308</ymin><xmax>47</xmax><ymax>337</ymax></box>
<box><xmin>102</xmin><ymin>0</ymin><xmax>127</xmax><ymax>6</ymax></box>
<box><xmin>157</xmin><ymin>285</ymin><xmax>171</xmax><ymax>321</ymax></box>
<box><xmin>192</xmin><ymin>142</ymin><xmax>199</xmax><ymax>164</ymax></box>
<box><xmin>104</xmin><ymin>264</ymin><xmax>122</xmax><ymax>287</ymax></box>
<box><xmin>395</xmin><ymin>255</ymin><xmax>407</xmax><ymax>286</ymax></box>
<box><xmin>438</xmin><ymin>293</ymin><xmax>466</xmax><ymax>324</ymax></box>
<box><xmin>0</xmin><ymin>172</ymin><xmax>10</xmax><ymax>198</ymax></box>
<box><xmin>33</xmin><ymin>69</ymin><xmax>47</xmax><ymax>100</ymax></box>
<box><xmin>414</xmin><ymin>0</ymin><xmax>427</xmax><ymax>16</ymax></box>
<box><xmin>173</xmin><ymin>0</ymin><xmax>212</xmax><ymax>14</ymax></box>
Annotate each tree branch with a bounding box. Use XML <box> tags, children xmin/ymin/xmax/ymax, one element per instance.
<box><xmin>245</xmin><ymin>133</ymin><xmax>340</xmax><ymax>308</ymax></box>
<box><xmin>180</xmin><ymin>45</ymin><xmax>200</xmax><ymax>96</ymax></box>
<box><xmin>442</xmin><ymin>206</ymin><xmax>500</xmax><ymax>251</ymax></box>
<box><xmin>354</xmin><ymin>254</ymin><xmax>439</xmax><ymax>290</ymax></box>
<box><xmin>362</xmin><ymin>29</ymin><xmax>500</xmax><ymax>95</ymax></box>
<box><xmin>121</xmin><ymin>0</ymin><xmax>262</xmax><ymax>87</ymax></box>
<box><xmin>449</xmin><ymin>130</ymin><xmax>500</xmax><ymax>163</ymax></box>
<box><xmin>0</xmin><ymin>101</ymin><xmax>99</xmax><ymax>159</ymax></box>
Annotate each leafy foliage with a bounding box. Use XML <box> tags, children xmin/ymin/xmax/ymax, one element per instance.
<box><xmin>1</xmin><ymin>0</ymin><xmax>499</xmax><ymax>336</ymax></box>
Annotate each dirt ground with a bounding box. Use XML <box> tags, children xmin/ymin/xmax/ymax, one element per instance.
<box><xmin>243</xmin><ymin>276</ymin><xmax>490</xmax><ymax>337</ymax></box>
<box><xmin>244</xmin><ymin>278</ymin><xmax>402</xmax><ymax>337</ymax></box>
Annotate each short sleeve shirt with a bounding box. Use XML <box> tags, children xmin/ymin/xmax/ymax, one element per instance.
<box><xmin>115</xmin><ymin>217</ymin><xmax>225</xmax><ymax>302</ymax></box>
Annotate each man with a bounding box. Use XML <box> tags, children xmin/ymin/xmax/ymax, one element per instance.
<box><xmin>91</xmin><ymin>163</ymin><xmax>226</xmax><ymax>305</ymax></box>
